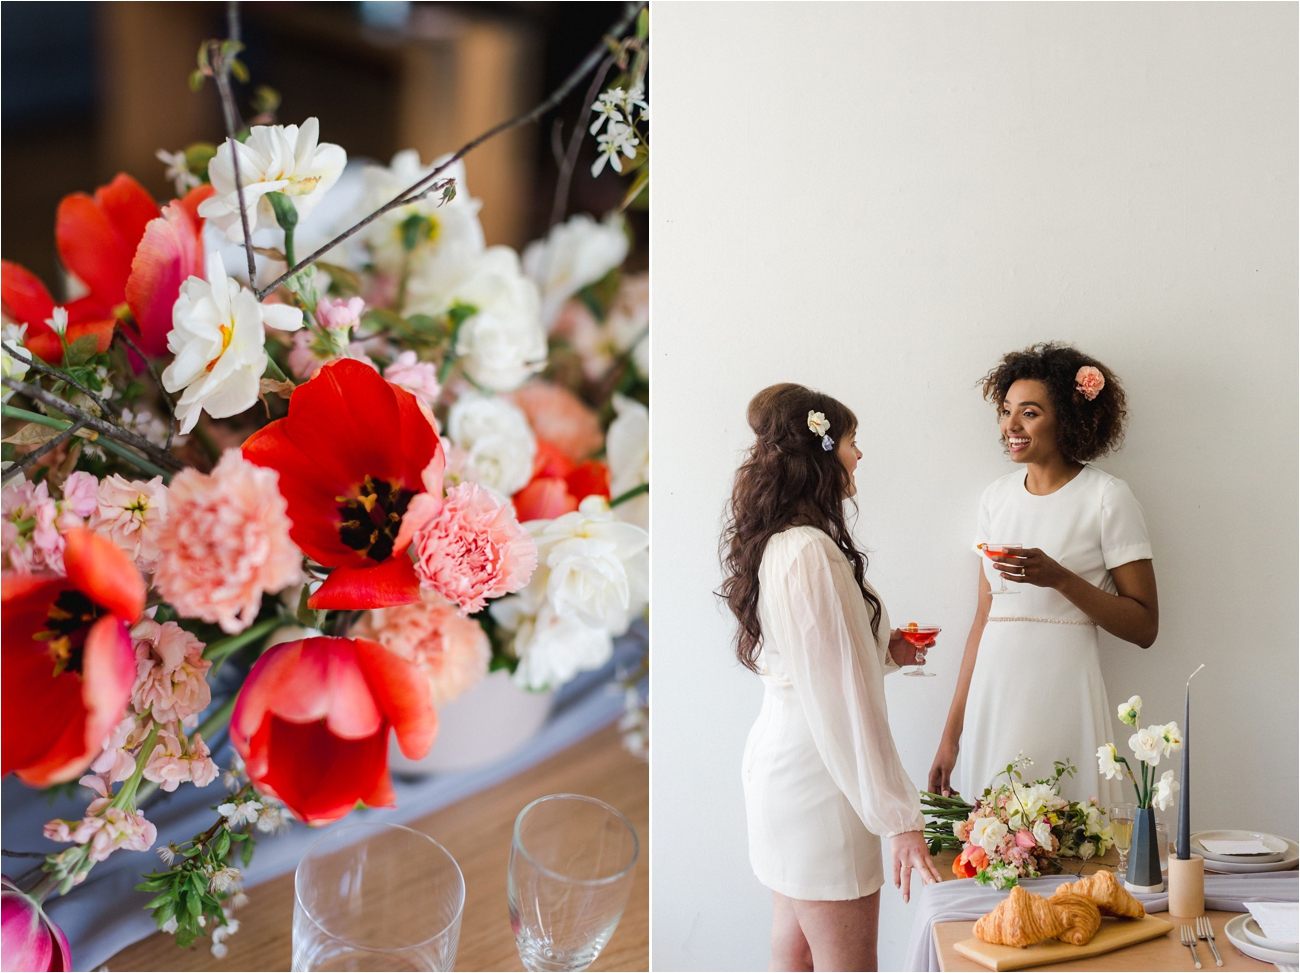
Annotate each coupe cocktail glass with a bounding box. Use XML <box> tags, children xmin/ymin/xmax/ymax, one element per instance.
<box><xmin>900</xmin><ymin>623</ymin><xmax>940</xmax><ymax>677</ymax></box>
<box><xmin>979</xmin><ymin>542</ymin><xmax>1023</xmax><ymax>595</ymax></box>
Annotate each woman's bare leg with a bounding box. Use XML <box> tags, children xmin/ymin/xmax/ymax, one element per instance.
<box><xmin>791</xmin><ymin>891</ymin><xmax>881</xmax><ymax>972</ymax></box>
<box><xmin>769</xmin><ymin>892</ymin><xmax>814</xmax><ymax>971</ymax></box>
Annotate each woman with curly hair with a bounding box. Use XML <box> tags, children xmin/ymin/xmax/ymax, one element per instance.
<box><xmin>720</xmin><ymin>383</ymin><xmax>940</xmax><ymax>972</ymax></box>
<box><xmin>928</xmin><ymin>343</ymin><xmax>1159</xmax><ymax>808</ymax></box>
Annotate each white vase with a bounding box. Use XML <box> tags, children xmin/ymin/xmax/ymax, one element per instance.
<box><xmin>389</xmin><ymin>670</ymin><xmax>554</xmax><ymax>775</ymax></box>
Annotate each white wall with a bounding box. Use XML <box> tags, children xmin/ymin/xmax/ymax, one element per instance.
<box><xmin>649</xmin><ymin>4</ymin><xmax>1298</xmax><ymax>970</ymax></box>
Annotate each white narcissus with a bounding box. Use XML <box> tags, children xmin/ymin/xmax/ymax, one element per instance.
<box><xmin>446</xmin><ymin>392</ymin><xmax>536</xmax><ymax>497</ymax></box>
<box><xmin>526</xmin><ymin>495</ymin><xmax>648</xmax><ymax>635</ymax></box>
<box><xmin>606</xmin><ymin>394</ymin><xmax>648</xmax><ymax>529</ymax></box>
<box><xmin>1157</xmin><ymin>721</ymin><xmax>1183</xmax><ymax>757</ymax></box>
<box><xmin>1154</xmin><ymin>770</ymin><xmax>1180</xmax><ymax>811</ymax></box>
<box><xmin>199</xmin><ymin>118</ymin><xmax>347</xmax><ymax>243</ymax></box>
<box><xmin>1118</xmin><ymin>695</ymin><xmax>1142</xmax><ymax>727</ymax></box>
<box><xmin>1097</xmin><ymin>743</ymin><xmax>1122</xmax><ymax>780</ymax></box>
<box><xmin>522</xmin><ymin>212</ymin><xmax>629</xmax><ymax>328</ymax></box>
<box><xmin>162</xmin><ymin>253</ymin><xmax>303</xmax><ymax>434</ymax></box>
<box><xmin>1032</xmin><ymin>819</ymin><xmax>1053</xmax><ymax>850</ymax></box>
<box><xmin>1128</xmin><ymin>725</ymin><xmax>1163</xmax><ymax>766</ymax></box>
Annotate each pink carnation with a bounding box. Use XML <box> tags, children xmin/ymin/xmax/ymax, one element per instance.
<box><xmin>354</xmin><ymin>590</ymin><xmax>491</xmax><ymax>707</ymax></box>
<box><xmin>91</xmin><ymin>474</ymin><xmax>169</xmax><ymax>572</ymax></box>
<box><xmin>413</xmin><ymin>481</ymin><xmax>537</xmax><ymax>615</ymax></box>
<box><xmin>315</xmin><ymin>296</ymin><xmax>366</xmax><ymax>332</ymax></box>
<box><xmin>1075</xmin><ymin>365</ymin><xmax>1105</xmax><ymax>401</ymax></box>
<box><xmin>130</xmin><ymin>618</ymin><xmax>212</xmax><ymax>725</ymax></box>
<box><xmin>152</xmin><ymin>450</ymin><xmax>303</xmax><ymax>634</ymax></box>
<box><xmin>384</xmin><ymin>350</ymin><xmax>442</xmax><ymax>407</ymax></box>
<box><xmin>511</xmin><ymin>380</ymin><xmax>604</xmax><ymax>463</ymax></box>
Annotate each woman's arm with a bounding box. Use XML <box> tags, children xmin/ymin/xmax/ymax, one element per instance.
<box><xmin>989</xmin><ymin>551</ymin><xmax>1159</xmax><ymax>647</ymax></box>
<box><xmin>928</xmin><ymin>564</ymin><xmax>991</xmax><ymax>797</ymax></box>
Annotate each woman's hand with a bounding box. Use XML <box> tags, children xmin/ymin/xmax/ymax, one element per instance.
<box><xmin>890</xmin><ymin>830</ymin><xmax>941</xmax><ymax>903</ymax></box>
<box><xmin>987</xmin><ymin>547</ymin><xmax>1071</xmax><ymax>589</ymax></box>
<box><xmin>888</xmin><ymin>629</ymin><xmax>933</xmax><ymax>668</ymax></box>
<box><xmin>928</xmin><ymin>736</ymin><xmax>960</xmax><ymax>797</ymax></box>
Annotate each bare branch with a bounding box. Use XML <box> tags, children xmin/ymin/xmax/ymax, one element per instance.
<box><xmin>1</xmin><ymin>420</ymin><xmax>87</xmax><ymax>484</ymax></box>
<box><xmin>115</xmin><ymin>330</ymin><xmax>177</xmax><ymax>451</ymax></box>
<box><xmin>551</xmin><ymin>55</ymin><xmax>615</xmax><ymax>228</ymax></box>
<box><xmin>210</xmin><ymin>29</ymin><xmax>258</xmax><ymax>288</ymax></box>
<box><xmin>6</xmin><ymin>346</ymin><xmax>121</xmax><ymax>421</ymax></box>
<box><xmin>254</xmin><ymin>1</ymin><xmax>648</xmax><ymax>300</ymax></box>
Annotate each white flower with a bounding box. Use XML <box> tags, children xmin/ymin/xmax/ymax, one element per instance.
<box><xmin>161</xmin><ymin>253</ymin><xmax>303</xmax><ymax>434</ymax></box>
<box><xmin>446</xmin><ymin>392</ymin><xmax>536</xmax><ymax>497</ymax></box>
<box><xmin>589</xmin><ymin>88</ymin><xmax>627</xmax><ymax>134</ymax></box>
<box><xmin>199</xmin><ymin>118</ymin><xmax>347</xmax><ymax>243</ymax></box>
<box><xmin>157</xmin><ymin>845</ymin><xmax>176</xmax><ymax>865</ymax></box>
<box><xmin>1129</xmin><ymin>725</ymin><xmax>1165</xmax><ymax>765</ymax></box>
<box><xmin>807</xmin><ymin>411</ymin><xmax>831</xmax><ymax>437</ymax></box>
<box><xmin>1079</xmin><ymin>840</ymin><xmax>1096</xmax><ymax>861</ymax></box>
<box><xmin>211</xmin><ymin>914</ymin><xmax>241</xmax><ymax>958</ymax></box>
<box><xmin>971</xmin><ymin>816</ymin><xmax>1008</xmax><ymax>856</ymax></box>
<box><xmin>491</xmin><ymin>585</ymin><xmax>613</xmax><ymax>691</ymax></box>
<box><xmin>217</xmin><ymin>800</ymin><xmax>263</xmax><ymax>827</ymax></box>
<box><xmin>1154</xmin><ymin>770</ymin><xmax>1180</xmax><ymax>811</ymax></box>
<box><xmin>1033</xmin><ymin>819</ymin><xmax>1053</xmax><ymax>850</ymax></box>
<box><xmin>1097</xmin><ymin>743</ymin><xmax>1122</xmax><ymax>780</ymax></box>
<box><xmin>255</xmin><ymin>802</ymin><xmax>292</xmax><ymax>834</ymax></box>
<box><xmin>1118</xmin><ymin>695</ymin><xmax>1142</xmax><ymax>727</ymax></box>
<box><xmin>448</xmin><ymin>248</ymin><xmax>547</xmax><ymax>392</ymax></box>
<box><xmin>606</xmin><ymin>394</ymin><xmax>648</xmax><ymax>529</ymax></box>
<box><xmin>1</xmin><ymin>335</ymin><xmax>29</xmax><ymax>403</ymax></box>
<box><xmin>161</xmin><ymin>916</ymin><xmax>179</xmax><ymax>934</ymax></box>
<box><xmin>207</xmin><ymin>866</ymin><xmax>243</xmax><ymax>894</ymax></box>
<box><xmin>1158</xmin><ymin>721</ymin><xmax>1183</xmax><ymax>757</ymax></box>
<box><xmin>358</xmin><ymin>150</ymin><xmax>484</xmax><ymax>280</ymax></box>
<box><xmin>45</xmin><ymin>307</ymin><xmax>68</xmax><ymax>337</ymax></box>
<box><xmin>156</xmin><ymin>148</ymin><xmax>201</xmax><ymax>196</ymax></box>
<box><xmin>592</xmin><ymin>121</ymin><xmax>639</xmax><ymax>177</ymax></box>
<box><xmin>522</xmin><ymin>213</ymin><xmax>629</xmax><ymax>327</ymax></box>
<box><xmin>527</xmin><ymin>495</ymin><xmax>648</xmax><ymax>634</ymax></box>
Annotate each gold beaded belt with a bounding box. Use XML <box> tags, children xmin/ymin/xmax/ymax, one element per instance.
<box><xmin>987</xmin><ymin>616</ymin><xmax>1093</xmax><ymax>626</ymax></box>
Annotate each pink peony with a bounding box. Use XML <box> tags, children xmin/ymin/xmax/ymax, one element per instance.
<box><xmin>315</xmin><ymin>296</ymin><xmax>366</xmax><ymax>332</ymax></box>
<box><xmin>91</xmin><ymin>474</ymin><xmax>169</xmax><ymax>572</ymax></box>
<box><xmin>384</xmin><ymin>350</ymin><xmax>442</xmax><ymax>406</ymax></box>
<box><xmin>152</xmin><ymin>450</ymin><xmax>303</xmax><ymax>634</ymax></box>
<box><xmin>413</xmin><ymin>481</ymin><xmax>537</xmax><ymax>615</ymax></box>
<box><xmin>130</xmin><ymin>618</ymin><xmax>211</xmax><ymax>725</ymax></box>
<box><xmin>1075</xmin><ymin>365</ymin><xmax>1105</xmax><ymax>401</ymax></box>
<box><xmin>353</xmin><ymin>590</ymin><xmax>491</xmax><ymax>707</ymax></box>
<box><xmin>510</xmin><ymin>380</ymin><xmax>604</xmax><ymax>463</ymax></box>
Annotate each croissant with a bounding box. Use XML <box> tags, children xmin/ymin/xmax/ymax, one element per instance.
<box><xmin>1053</xmin><ymin>869</ymin><xmax>1146</xmax><ymax>919</ymax></box>
<box><xmin>1049</xmin><ymin>892</ymin><xmax>1103</xmax><ymax>946</ymax></box>
<box><xmin>973</xmin><ymin>885</ymin><xmax>1068</xmax><ymax>948</ymax></box>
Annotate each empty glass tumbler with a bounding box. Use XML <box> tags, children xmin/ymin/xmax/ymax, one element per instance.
<box><xmin>293</xmin><ymin>822</ymin><xmax>465</xmax><ymax>972</ymax></box>
<box><xmin>508</xmin><ymin>794</ymin><xmax>640</xmax><ymax>972</ymax></box>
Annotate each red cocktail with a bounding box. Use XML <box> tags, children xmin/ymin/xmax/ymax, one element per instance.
<box><xmin>978</xmin><ymin>542</ymin><xmax>1023</xmax><ymax>595</ymax></box>
<box><xmin>901</xmin><ymin>622</ymin><xmax>940</xmax><ymax>677</ymax></box>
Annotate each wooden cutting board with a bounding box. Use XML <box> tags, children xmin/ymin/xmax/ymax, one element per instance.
<box><xmin>952</xmin><ymin>915</ymin><xmax>1174</xmax><ymax>971</ymax></box>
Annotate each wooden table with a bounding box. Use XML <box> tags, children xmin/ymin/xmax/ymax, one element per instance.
<box><xmin>107</xmin><ymin>724</ymin><xmax>648</xmax><ymax>971</ymax></box>
<box><xmin>930</xmin><ymin>849</ymin><xmax>1273</xmax><ymax>971</ymax></box>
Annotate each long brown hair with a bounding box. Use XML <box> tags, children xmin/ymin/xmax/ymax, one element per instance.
<box><xmin>718</xmin><ymin>383</ymin><xmax>882</xmax><ymax>673</ymax></box>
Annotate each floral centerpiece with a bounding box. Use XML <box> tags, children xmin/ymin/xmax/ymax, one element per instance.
<box><xmin>923</xmin><ymin>758</ymin><xmax>1115</xmax><ymax>889</ymax></box>
<box><xmin>0</xmin><ymin>6</ymin><xmax>648</xmax><ymax>965</ymax></box>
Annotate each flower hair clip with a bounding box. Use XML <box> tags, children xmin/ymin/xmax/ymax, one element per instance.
<box><xmin>1075</xmin><ymin>365</ymin><xmax>1105</xmax><ymax>401</ymax></box>
<box><xmin>807</xmin><ymin>411</ymin><xmax>834</xmax><ymax>451</ymax></box>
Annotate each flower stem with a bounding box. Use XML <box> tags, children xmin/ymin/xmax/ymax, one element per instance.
<box><xmin>112</xmin><ymin>722</ymin><xmax>161</xmax><ymax>812</ymax></box>
<box><xmin>1</xmin><ymin>405</ymin><xmax>170</xmax><ymax>479</ymax></box>
<box><xmin>202</xmin><ymin>616</ymin><xmax>282</xmax><ymax>663</ymax></box>
<box><xmin>609</xmin><ymin>482</ymin><xmax>648</xmax><ymax>508</ymax></box>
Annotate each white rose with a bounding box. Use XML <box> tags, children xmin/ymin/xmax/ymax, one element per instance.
<box><xmin>1129</xmin><ymin>726</ymin><xmax>1163</xmax><ymax>766</ymax></box>
<box><xmin>1097</xmin><ymin>743</ymin><xmax>1122</xmax><ymax>780</ymax></box>
<box><xmin>606</xmin><ymin>394</ymin><xmax>648</xmax><ymax>528</ymax></box>
<box><xmin>491</xmin><ymin>587</ymin><xmax>614</xmax><ymax>692</ymax></box>
<box><xmin>971</xmin><ymin>816</ymin><xmax>1008</xmax><ymax>856</ymax></box>
<box><xmin>446</xmin><ymin>392</ymin><xmax>536</xmax><ymax>497</ymax></box>
<box><xmin>1033</xmin><ymin>819</ymin><xmax>1053</xmax><ymax>850</ymax></box>
<box><xmin>444</xmin><ymin>248</ymin><xmax>547</xmax><ymax>392</ymax></box>
<box><xmin>528</xmin><ymin>495</ymin><xmax>648</xmax><ymax>634</ymax></box>
<box><xmin>1118</xmin><ymin>695</ymin><xmax>1142</xmax><ymax>727</ymax></box>
<box><xmin>522</xmin><ymin>212</ymin><xmax>629</xmax><ymax>328</ymax></box>
<box><xmin>162</xmin><ymin>253</ymin><xmax>303</xmax><ymax>434</ymax></box>
<box><xmin>199</xmin><ymin>118</ymin><xmax>347</xmax><ymax>243</ymax></box>
<box><xmin>1154</xmin><ymin>770</ymin><xmax>1180</xmax><ymax>811</ymax></box>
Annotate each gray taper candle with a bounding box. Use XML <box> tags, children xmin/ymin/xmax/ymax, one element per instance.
<box><xmin>1177</xmin><ymin>663</ymin><xmax>1205</xmax><ymax>860</ymax></box>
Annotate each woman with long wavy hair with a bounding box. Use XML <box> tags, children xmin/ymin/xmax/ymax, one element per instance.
<box><xmin>720</xmin><ymin>383</ymin><xmax>939</xmax><ymax>972</ymax></box>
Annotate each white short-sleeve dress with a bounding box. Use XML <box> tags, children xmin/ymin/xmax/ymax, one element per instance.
<box><xmin>741</xmin><ymin>526</ymin><xmax>925</xmax><ymax>901</ymax></box>
<box><xmin>961</xmin><ymin>465</ymin><xmax>1153</xmax><ymax>807</ymax></box>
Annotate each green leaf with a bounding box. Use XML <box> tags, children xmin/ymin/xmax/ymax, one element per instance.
<box><xmin>251</xmin><ymin>85</ymin><xmax>281</xmax><ymax>115</ymax></box>
<box><xmin>401</xmin><ymin>214</ymin><xmax>432</xmax><ymax>252</ymax></box>
<box><xmin>447</xmin><ymin>301</ymin><xmax>477</xmax><ymax>329</ymax></box>
<box><xmin>620</xmin><ymin>168</ymin><xmax>649</xmax><ymax>212</ymax></box>
<box><xmin>220</xmin><ymin>38</ymin><xmax>245</xmax><ymax>58</ymax></box>
<box><xmin>405</xmin><ymin>314</ymin><xmax>439</xmax><ymax>335</ymax></box>
<box><xmin>185</xmin><ymin>889</ymin><xmax>202</xmax><ymax>917</ymax></box>
<box><xmin>152</xmin><ymin>899</ymin><xmax>176</xmax><ymax>924</ymax></box>
<box><xmin>239</xmin><ymin>837</ymin><xmax>256</xmax><ymax>866</ymax></box>
<box><xmin>63</xmin><ymin>335</ymin><xmax>100</xmax><ymax>367</ymax></box>
<box><xmin>144</xmin><ymin>891</ymin><xmax>173</xmax><ymax>910</ymax></box>
<box><xmin>265</xmin><ymin>192</ymin><xmax>298</xmax><ymax>231</ymax></box>
<box><xmin>229</xmin><ymin>57</ymin><xmax>250</xmax><ymax>84</ymax></box>
<box><xmin>215</xmin><ymin>830</ymin><xmax>231</xmax><ymax>859</ymax></box>
<box><xmin>637</xmin><ymin>7</ymin><xmax>649</xmax><ymax>39</ymax></box>
<box><xmin>189</xmin><ymin>69</ymin><xmax>206</xmax><ymax>92</ymax></box>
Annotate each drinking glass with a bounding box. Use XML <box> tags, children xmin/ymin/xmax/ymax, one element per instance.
<box><xmin>899</xmin><ymin>625</ymin><xmax>940</xmax><ymax>677</ymax></box>
<box><xmin>293</xmin><ymin>822</ymin><xmax>465</xmax><ymax>972</ymax></box>
<box><xmin>1157</xmin><ymin>821</ymin><xmax>1170</xmax><ymax>875</ymax></box>
<box><xmin>508</xmin><ymin>794</ymin><xmax>640</xmax><ymax>972</ymax></box>
<box><xmin>1110</xmin><ymin>802</ymin><xmax>1135</xmax><ymax>875</ymax></box>
<box><xmin>979</xmin><ymin>542</ymin><xmax>1023</xmax><ymax>595</ymax></box>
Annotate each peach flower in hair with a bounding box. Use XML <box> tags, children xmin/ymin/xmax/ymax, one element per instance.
<box><xmin>1075</xmin><ymin>365</ymin><xmax>1105</xmax><ymax>401</ymax></box>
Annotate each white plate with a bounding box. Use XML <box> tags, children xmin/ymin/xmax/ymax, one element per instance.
<box><xmin>1242</xmin><ymin>916</ymin><xmax>1300</xmax><ymax>953</ymax></box>
<box><xmin>1226</xmin><ymin>914</ymin><xmax>1300</xmax><ymax>966</ymax></box>
<box><xmin>1192</xmin><ymin>830</ymin><xmax>1291</xmax><ymax>864</ymax></box>
<box><xmin>1202</xmin><ymin>837</ymin><xmax>1299</xmax><ymax>874</ymax></box>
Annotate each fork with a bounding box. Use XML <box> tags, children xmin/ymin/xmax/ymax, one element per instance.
<box><xmin>1196</xmin><ymin>915</ymin><xmax>1224</xmax><ymax>967</ymax></box>
<box><xmin>1181</xmin><ymin>925</ymin><xmax>1203</xmax><ymax>969</ymax></box>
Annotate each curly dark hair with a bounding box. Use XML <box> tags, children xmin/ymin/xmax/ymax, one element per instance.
<box><xmin>718</xmin><ymin>383</ymin><xmax>882</xmax><ymax>673</ymax></box>
<box><xmin>981</xmin><ymin>343</ymin><xmax>1128</xmax><ymax>463</ymax></box>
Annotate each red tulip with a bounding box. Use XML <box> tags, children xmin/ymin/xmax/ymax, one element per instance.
<box><xmin>0</xmin><ymin>261</ymin><xmax>117</xmax><ymax>365</ymax></box>
<box><xmin>242</xmin><ymin>359</ymin><xmax>446</xmax><ymax>610</ymax></box>
<box><xmin>230</xmin><ymin>636</ymin><xmax>437</xmax><ymax>825</ymax></box>
<box><xmin>952</xmin><ymin>844</ymin><xmax>989</xmax><ymax>879</ymax></box>
<box><xmin>1</xmin><ymin>876</ymin><xmax>71</xmax><ymax>972</ymax></box>
<box><xmin>2</xmin><ymin>529</ymin><xmax>144</xmax><ymax>787</ymax></box>
<box><xmin>512</xmin><ymin>440</ymin><xmax>610</xmax><ymax>522</ymax></box>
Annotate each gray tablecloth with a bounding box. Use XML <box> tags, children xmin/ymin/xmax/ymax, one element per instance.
<box><xmin>1</xmin><ymin>628</ymin><xmax>645</xmax><ymax>972</ymax></box>
<box><xmin>905</xmin><ymin>869</ymin><xmax>1300</xmax><ymax>972</ymax></box>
